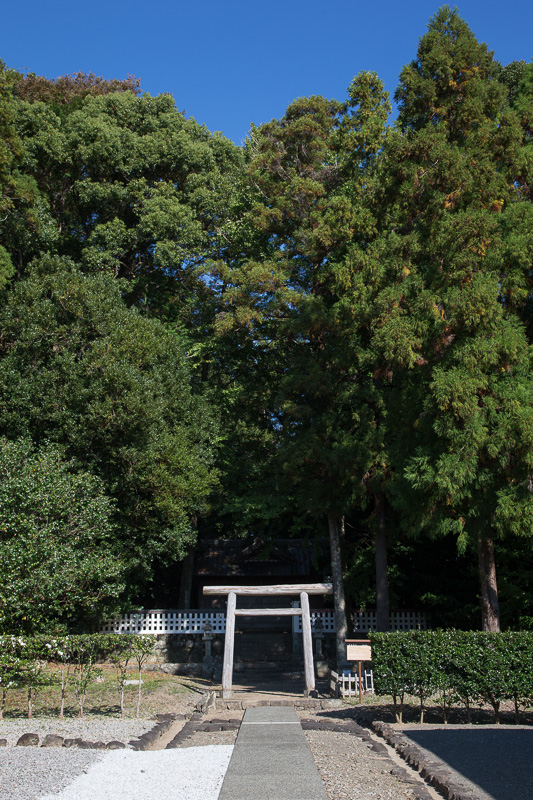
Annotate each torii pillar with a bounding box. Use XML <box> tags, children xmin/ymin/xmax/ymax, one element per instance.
<box><xmin>203</xmin><ymin>583</ymin><xmax>333</xmax><ymax>699</ymax></box>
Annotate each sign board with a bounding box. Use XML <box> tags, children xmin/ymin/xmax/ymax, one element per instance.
<box><xmin>346</xmin><ymin>639</ymin><xmax>372</xmax><ymax>662</ymax></box>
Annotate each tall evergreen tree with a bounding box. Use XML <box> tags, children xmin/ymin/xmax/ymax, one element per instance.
<box><xmin>362</xmin><ymin>7</ymin><xmax>533</xmax><ymax>630</ymax></box>
<box><xmin>214</xmin><ymin>74</ymin><xmax>391</xmax><ymax>658</ymax></box>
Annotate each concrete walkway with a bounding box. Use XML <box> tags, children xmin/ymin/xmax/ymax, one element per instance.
<box><xmin>218</xmin><ymin>706</ymin><xmax>327</xmax><ymax>800</ymax></box>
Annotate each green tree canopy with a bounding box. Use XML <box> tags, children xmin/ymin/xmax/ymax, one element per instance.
<box><xmin>2</xmin><ymin>88</ymin><xmax>245</xmax><ymax>325</ymax></box>
<box><xmin>0</xmin><ymin>437</ymin><xmax>125</xmax><ymax>634</ymax></box>
<box><xmin>0</xmin><ymin>256</ymin><xmax>219</xmax><ymax>593</ymax></box>
<box><xmin>360</xmin><ymin>6</ymin><xmax>533</xmax><ymax>630</ymax></box>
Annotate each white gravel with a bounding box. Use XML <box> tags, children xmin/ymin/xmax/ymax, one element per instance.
<box><xmin>38</xmin><ymin>746</ymin><xmax>234</xmax><ymax>800</ymax></box>
<box><xmin>0</xmin><ymin>716</ymin><xmax>154</xmax><ymax>747</ymax></box>
<box><xmin>0</xmin><ymin>749</ymin><xmax>105</xmax><ymax>800</ymax></box>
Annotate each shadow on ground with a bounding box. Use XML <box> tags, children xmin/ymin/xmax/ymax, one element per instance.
<box><xmin>402</xmin><ymin>728</ymin><xmax>533</xmax><ymax>800</ymax></box>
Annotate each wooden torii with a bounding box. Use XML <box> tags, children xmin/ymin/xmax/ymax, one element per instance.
<box><xmin>203</xmin><ymin>583</ymin><xmax>333</xmax><ymax>698</ymax></box>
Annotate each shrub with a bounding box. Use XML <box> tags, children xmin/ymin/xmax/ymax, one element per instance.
<box><xmin>369</xmin><ymin>630</ymin><xmax>533</xmax><ymax>723</ymax></box>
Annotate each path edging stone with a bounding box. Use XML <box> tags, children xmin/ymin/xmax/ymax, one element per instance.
<box><xmin>129</xmin><ymin>713</ymin><xmax>186</xmax><ymax>751</ymax></box>
<box><xmin>372</xmin><ymin>721</ymin><xmax>477</xmax><ymax>800</ymax></box>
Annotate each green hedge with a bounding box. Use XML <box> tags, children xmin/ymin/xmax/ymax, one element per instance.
<box><xmin>369</xmin><ymin>630</ymin><xmax>533</xmax><ymax>723</ymax></box>
<box><xmin>0</xmin><ymin>633</ymin><xmax>157</xmax><ymax>719</ymax></box>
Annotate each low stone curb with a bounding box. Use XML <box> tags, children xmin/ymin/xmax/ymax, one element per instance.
<box><xmin>372</xmin><ymin>721</ymin><xmax>477</xmax><ymax>800</ymax></box>
<box><xmin>302</xmin><ymin>719</ymin><xmax>434</xmax><ymax>800</ymax></box>
<box><xmin>166</xmin><ymin>713</ymin><xmax>241</xmax><ymax>748</ymax></box>
<box><xmin>13</xmin><ymin>733</ymin><xmax>127</xmax><ymax>750</ymax></box>
<box><xmin>217</xmin><ymin>698</ymin><xmax>343</xmax><ymax>711</ymax></box>
<box><xmin>129</xmin><ymin>713</ymin><xmax>188</xmax><ymax>751</ymax></box>
<box><xmin>8</xmin><ymin>714</ymin><xmax>185</xmax><ymax>752</ymax></box>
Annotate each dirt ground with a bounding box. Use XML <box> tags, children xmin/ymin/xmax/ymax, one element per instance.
<box><xmin>1</xmin><ymin>664</ymin><xmax>210</xmax><ymax>720</ymax></box>
<box><xmin>4</xmin><ymin>664</ymin><xmax>533</xmax><ymax>728</ymax></box>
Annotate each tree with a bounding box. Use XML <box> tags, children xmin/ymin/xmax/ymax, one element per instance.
<box><xmin>0</xmin><ymin>61</ymin><xmax>37</xmax><ymax>289</ymax></box>
<box><xmin>362</xmin><ymin>7</ymin><xmax>533</xmax><ymax>630</ymax></box>
<box><xmin>0</xmin><ymin>437</ymin><xmax>125</xmax><ymax>634</ymax></box>
<box><xmin>0</xmin><ymin>256</ymin><xmax>219</xmax><ymax>598</ymax></box>
<box><xmin>11</xmin><ymin>70</ymin><xmax>141</xmax><ymax>107</ymax></box>
<box><xmin>213</xmin><ymin>75</ymin><xmax>391</xmax><ymax>660</ymax></box>
<box><xmin>2</xmin><ymin>86</ymin><xmax>245</xmax><ymax>321</ymax></box>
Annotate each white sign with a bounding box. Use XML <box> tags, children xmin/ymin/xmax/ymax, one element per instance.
<box><xmin>346</xmin><ymin>640</ymin><xmax>372</xmax><ymax>662</ymax></box>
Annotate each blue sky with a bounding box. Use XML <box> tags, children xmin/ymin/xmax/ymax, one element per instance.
<box><xmin>2</xmin><ymin>1</ymin><xmax>532</xmax><ymax>144</ymax></box>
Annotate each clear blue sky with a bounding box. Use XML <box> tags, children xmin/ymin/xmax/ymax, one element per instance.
<box><xmin>2</xmin><ymin>1</ymin><xmax>532</xmax><ymax>144</ymax></box>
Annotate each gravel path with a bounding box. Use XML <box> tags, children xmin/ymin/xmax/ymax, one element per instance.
<box><xmin>0</xmin><ymin>716</ymin><xmax>154</xmax><ymax>747</ymax></box>
<box><xmin>0</xmin><ymin>746</ymin><xmax>234</xmax><ymax>800</ymax></box>
<box><xmin>306</xmin><ymin>730</ymin><xmax>420</xmax><ymax>800</ymax></box>
<box><xmin>180</xmin><ymin>729</ymin><xmax>238</xmax><ymax>747</ymax></box>
<box><xmin>0</xmin><ymin>709</ymin><xmax>438</xmax><ymax>800</ymax></box>
<box><xmin>0</xmin><ymin>748</ymin><xmax>105</xmax><ymax>800</ymax></box>
<box><xmin>39</xmin><ymin>747</ymin><xmax>234</xmax><ymax>800</ymax></box>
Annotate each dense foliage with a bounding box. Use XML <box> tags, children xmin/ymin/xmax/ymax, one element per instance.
<box><xmin>370</xmin><ymin>630</ymin><xmax>533</xmax><ymax>723</ymax></box>
<box><xmin>0</xmin><ymin>437</ymin><xmax>124</xmax><ymax>634</ymax></box>
<box><xmin>0</xmin><ymin>7</ymin><xmax>532</xmax><ymax>634</ymax></box>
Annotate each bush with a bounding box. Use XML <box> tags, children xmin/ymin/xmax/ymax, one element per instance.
<box><xmin>369</xmin><ymin>630</ymin><xmax>533</xmax><ymax>723</ymax></box>
<box><xmin>0</xmin><ymin>437</ymin><xmax>125</xmax><ymax>634</ymax></box>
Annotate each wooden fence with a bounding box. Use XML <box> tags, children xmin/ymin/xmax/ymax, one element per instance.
<box><xmin>329</xmin><ymin>668</ymin><xmax>375</xmax><ymax>698</ymax></box>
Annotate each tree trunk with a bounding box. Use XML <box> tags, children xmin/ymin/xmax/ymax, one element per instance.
<box><xmin>374</xmin><ymin>492</ymin><xmax>390</xmax><ymax>632</ymax></box>
<box><xmin>178</xmin><ymin>549</ymin><xmax>195</xmax><ymax>609</ymax></box>
<box><xmin>327</xmin><ymin>511</ymin><xmax>348</xmax><ymax>667</ymax></box>
<box><xmin>341</xmin><ymin>520</ymin><xmax>354</xmax><ymax>633</ymax></box>
<box><xmin>477</xmin><ymin>535</ymin><xmax>500</xmax><ymax>632</ymax></box>
<box><xmin>136</xmin><ymin>668</ymin><xmax>143</xmax><ymax>719</ymax></box>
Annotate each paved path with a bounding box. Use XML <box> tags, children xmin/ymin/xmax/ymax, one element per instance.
<box><xmin>403</xmin><ymin>726</ymin><xmax>533</xmax><ymax>800</ymax></box>
<box><xmin>218</xmin><ymin>705</ymin><xmax>327</xmax><ymax>800</ymax></box>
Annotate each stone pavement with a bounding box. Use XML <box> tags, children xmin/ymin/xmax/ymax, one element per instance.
<box><xmin>218</xmin><ymin>705</ymin><xmax>328</xmax><ymax>800</ymax></box>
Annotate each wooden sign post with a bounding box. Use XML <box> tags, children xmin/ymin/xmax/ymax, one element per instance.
<box><xmin>203</xmin><ymin>583</ymin><xmax>333</xmax><ymax>699</ymax></box>
<box><xmin>345</xmin><ymin>639</ymin><xmax>372</xmax><ymax>704</ymax></box>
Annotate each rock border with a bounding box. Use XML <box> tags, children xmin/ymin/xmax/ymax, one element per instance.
<box><xmin>128</xmin><ymin>713</ymin><xmax>189</xmax><ymax>751</ymax></box>
<box><xmin>372</xmin><ymin>721</ymin><xmax>477</xmax><ymax>800</ymax></box>
<box><xmin>166</xmin><ymin>712</ymin><xmax>241</xmax><ymax>748</ymax></box>
<box><xmin>7</xmin><ymin>714</ymin><xmax>185</xmax><ymax>752</ymax></box>
<box><xmin>13</xmin><ymin>732</ymin><xmax>125</xmax><ymax>750</ymax></box>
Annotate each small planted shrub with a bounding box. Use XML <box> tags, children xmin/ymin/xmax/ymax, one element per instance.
<box><xmin>0</xmin><ymin>632</ymin><xmax>158</xmax><ymax>718</ymax></box>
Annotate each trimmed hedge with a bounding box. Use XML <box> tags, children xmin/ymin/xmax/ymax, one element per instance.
<box><xmin>369</xmin><ymin>630</ymin><xmax>533</xmax><ymax>723</ymax></box>
<box><xmin>0</xmin><ymin>633</ymin><xmax>157</xmax><ymax>719</ymax></box>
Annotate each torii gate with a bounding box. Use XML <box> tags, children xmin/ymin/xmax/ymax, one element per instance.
<box><xmin>203</xmin><ymin>583</ymin><xmax>333</xmax><ymax>698</ymax></box>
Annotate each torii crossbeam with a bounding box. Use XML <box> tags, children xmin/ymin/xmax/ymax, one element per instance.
<box><xmin>203</xmin><ymin>583</ymin><xmax>333</xmax><ymax>698</ymax></box>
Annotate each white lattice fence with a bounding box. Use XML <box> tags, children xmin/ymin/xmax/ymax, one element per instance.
<box><xmin>353</xmin><ymin>609</ymin><xmax>427</xmax><ymax>632</ymax></box>
<box><xmin>293</xmin><ymin>608</ymin><xmax>426</xmax><ymax>633</ymax></box>
<box><xmin>292</xmin><ymin>609</ymin><xmax>336</xmax><ymax>633</ymax></box>
<box><xmin>101</xmin><ymin>610</ymin><xmax>226</xmax><ymax>635</ymax></box>
<box><xmin>102</xmin><ymin>608</ymin><xmax>426</xmax><ymax>635</ymax></box>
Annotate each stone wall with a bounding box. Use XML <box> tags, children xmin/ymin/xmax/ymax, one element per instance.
<box><xmin>142</xmin><ymin>631</ymin><xmax>336</xmax><ymax>679</ymax></box>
